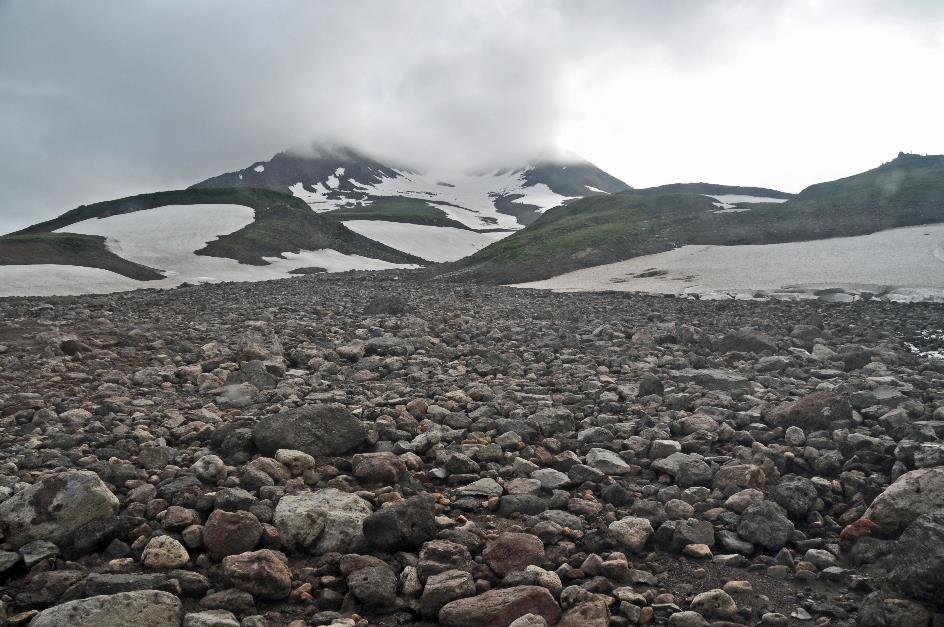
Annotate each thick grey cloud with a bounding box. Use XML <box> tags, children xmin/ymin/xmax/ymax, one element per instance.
<box><xmin>0</xmin><ymin>0</ymin><xmax>941</xmax><ymax>233</ymax></box>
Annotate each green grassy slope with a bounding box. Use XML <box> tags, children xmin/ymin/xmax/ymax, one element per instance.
<box><xmin>196</xmin><ymin>204</ymin><xmax>425</xmax><ymax>265</ymax></box>
<box><xmin>0</xmin><ymin>233</ymin><xmax>164</xmax><ymax>280</ymax></box>
<box><xmin>324</xmin><ymin>196</ymin><xmax>472</xmax><ymax>229</ymax></box>
<box><xmin>8</xmin><ymin>187</ymin><xmax>424</xmax><ymax>271</ymax></box>
<box><xmin>14</xmin><ymin>188</ymin><xmax>312</xmax><ymax>235</ymax></box>
<box><xmin>636</xmin><ymin>183</ymin><xmax>792</xmax><ymax>198</ymax></box>
<box><xmin>456</xmin><ymin>153</ymin><xmax>944</xmax><ymax>283</ymax></box>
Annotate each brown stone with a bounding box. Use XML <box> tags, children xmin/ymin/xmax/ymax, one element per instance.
<box><xmin>203</xmin><ymin>509</ymin><xmax>263</xmax><ymax>561</ymax></box>
<box><xmin>221</xmin><ymin>549</ymin><xmax>291</xmax><ymax>600</ymax></box>
<box><xmin>482</xmin><ymin>532</ymin><xmax>545</xmax><ymax>577</ymax></box>
<box><xmin>439</xmin><ymin>586</ymin><xmax>562</xmax><ymax>627</ymax></box>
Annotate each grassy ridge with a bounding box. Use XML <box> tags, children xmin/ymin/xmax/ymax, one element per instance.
<box><xmin>7</xmin><ymin>187</ymin><xmax>425</xmax><ymax>274</ymax></box>
<box><xmin>324</xmin><ymin>196</ymin><xmax>472</xmax><ymax>229</ymax></box>
<box><xmin>458</xmin><ymin>153</ymin><xmax>944</xmax><ymax>283</ymax></box>
<box><xmin>0</xmin><ymin>233</ymin><xmax>164</xmax><ymax>280</ymax></box>
<box><xmin>12</xmin><ymin>188</ymin><xmax>311</xmax><ymax>235</ymax></box>
<box><xmin>636</xmin><ymin>183</ymin><xmax>792</xmax><ymax>199</ymax></box>
<box><xmin>196</xmin><ymin>204</ymin><xmax>425</xmax><ymax>265</ymax></box>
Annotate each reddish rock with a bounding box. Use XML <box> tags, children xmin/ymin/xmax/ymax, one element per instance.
<box><xmin>352</xmin><ymin>452</ymin><xmax>407</xmax><ymax>485</ymax></box>
<box><xmin>766</xmin><ymin>391</ymin><xmax>852</xmax><ymax>430</ymax></box>
<box><xmin>221</xmin><ymin>549</ymin><xmax>291</xmax><ymax>600</ymax></box>
<box><xmin>203</xmin><ymin>509</ymin><xmax>263</xmax><ymax>561</ymax></box>
<box><xmin>439</xmin><ymin>586</ymin><xmax>561</xmax><ymax>627</ymax></box>
<box><xmin>482</xmin><ymin>532</ymin><xmax>545</xmax><ymax>577</ymax></box>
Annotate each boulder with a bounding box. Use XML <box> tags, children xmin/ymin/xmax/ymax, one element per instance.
<box><xmin>862</xmin><ymin>467</ymin><xmax>944</xmax><ymax>537</ymax></box>
<box><xmin>769</xmin><ymin>475</ymin><xmax>818</xmax><ymax>520</ymax></box>
<box><xmin>0</xmin><ymin>470</ymin><xmax>119</xmax><ymax>548</ymax></box>
<box><xmin>439</xmin><ymin>585</ymin><xmax>562</xmax><ymax>627</ymax></box>
<box><xmin>717</xmin><ymin>328</ymin><xmax>777</xmax><ymax>354</ymax></box>
<box><xmin>420</xmin><ymin>569</ymin><xmax>476</xmax><ymax>617</ymax></box>
<box><xmin>609</xmin><ymin>517</ymin><xmax>653</xmax><ymax>553</ymax></box>
<box><xmin>673</xmin><ymin>369</ymin><xmax>752</xmax><ymax>394</ymax></box>
<box><xmin>585</xmin><ymin>448</ymin><xmax>632</xmax><ymax>475</ymax></box>
<box><xmin>737</xmin><ymin>501</ymin><xmax>794</xmax><ymax>551</ymax></box>
<box><xmin>858</xmin><ymin>591</ymin><xmax>932</xmax><ymax>626</ymax></box>
<box><xmin>30</xmin><ymin>590</ymin><xmax>181</xmax><ymax>627</ymax></box>
<box><xmin>417</xmin><ymin>540</ymin><xmax>476</xmax><ymax>581</ymax></box>
<box><xmin>352</xmin><ymin>452</ymin><xmax>407</xmax><ymax>485</ymax></box>
<box><xmin>689</xmin><ymin>588</ymin><xmax>737</xmax><ymax>618</ymax></box>
<box><xmin>361</xmin><ymin>492</ymin><xmax>437</xmax><ymax>551</ymax></box>
<box><xmin>184</xmin><ymin>610</ymin><xmax>240</xmax><ymax>627</ymax></box>
<box><xmin>766</xmin><ymin>391</ymin><xmax>852</xmax><ymax>430</ymax></box>
<box><xmin>888</xmin><ymin>512</ymin><xmax>944</xmax><ymax>607</ymax></box>
<box><xmin>221</xmin><ymin>549</ymin><xmax>292</xmax><ymax>600</ymax></box>
<box><xmin>202</xmin><ymin>509</ymin><xmax>263</xmax><ymax>560</ymax></box>
<box><xmin>559</xmin><ymin>598</ymin><xmax>609</xmax><ymax>626</ymax></box>
<box><xmin>273</xmin><ymin>488</ymin><xmax>372</xmax><ymax>554</ymax></box>
<box><xmin>141</xmin><ymin>535</ymin><xmax>190</xmax><ymax>569</ymax></box>
<box><xmin>482</xmin><ymin>532</ymin><xmax>545</xmax><ymax>576</ymax></box>
<box><xmin>347</xmin><ymin>563</ymin><xmax>398</xmax><ymax>608</ymax></box>
<box><xmin>252</xmin><ymin>405</ymin><xmax>367</xmax><ymax>457</ymax></box>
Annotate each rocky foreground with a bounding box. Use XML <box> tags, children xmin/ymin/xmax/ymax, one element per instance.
<box><xmin>0</xmin><ymin>272</ymin><xmax>942</xmax><ymax>627</ymax></box>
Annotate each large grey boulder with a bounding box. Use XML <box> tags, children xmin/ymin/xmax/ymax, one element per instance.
<box><xmin>888</xmin><ymin>512</ymin><xmax>944</xmax><ymax>607</ymax></box>
<box><xmin>273</xmin><ymin>488</ymin><xmax>373</xmax><ymax>554</ymax></box>
<box><xmin>862</xmin><ymin>467</ymin><xmax>944</xmax><ymax>537</ymax></box>
<box><xmin>737</xmin><ymin>501</ymin><xmax>794</xmax><ymax>551</ymax></box>
<box><xmin>252</xmin><ymin>405</ymin><xmax>367</xmax><ymax>457</ymax></box>
<box><xmin>0</xmin><ymin>470</ymin><xmax>119</xmax><ymax>549</ymax></box>
<box><xmin>30</xmin><ymin>590</ymin><xmax>181</xmax><ymax>627</ymax></box>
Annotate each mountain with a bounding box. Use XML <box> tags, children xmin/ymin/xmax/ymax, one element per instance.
<box><xmin>192</xmin><ymin>144</ymin><xmax>632</xmax><ymax>230</ymax></box>
<box><xmin>452</xmin><ymin>153</ymin><xmax>944</xmax><ymax>284</ymax></box>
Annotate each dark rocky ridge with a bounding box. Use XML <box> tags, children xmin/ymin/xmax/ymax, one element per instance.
<box><xmin>0</xmin><ymin>273</ymin><xmax>942</xmax><ymax>626</ymax></box>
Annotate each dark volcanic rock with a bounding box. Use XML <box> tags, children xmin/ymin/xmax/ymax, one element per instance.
<box><xmin>362</xmin><ymin>492</ymin><xmax>437</xmax><ymax>550</ymax></box>
<box><xmin>888</xmin><ymin>512</ymin><xmax>944</xmax><ymax>607</ymax></box>
<box><xmin>252</xmin><ymin>404</ymin><xmax>367</xmax><ymax>457</ymax></box>
<box><xmin>1</xmin><ymin>272</ymin><xmax>942</xmax><ymax>624</ymax></box>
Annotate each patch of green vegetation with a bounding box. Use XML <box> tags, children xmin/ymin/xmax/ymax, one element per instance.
<box><xmin>325</xmin><ymin>196</ymin><xmax>471</xmax><ymax>229</ymax></box>
<box><xmin>636</xmin><ymin>183</ymin><xmax>792</xmax><ymax>199</ymax></box>
<box><xmin>461</xmin><ymin>192</ymin><xmax>714</xmax><ymax>281</ymax></box>
<box><xmin>14</xmin><ymin>188</ymin><xmax>310</xmax><ymax>235</ymax></box>
<box><xmin>456</xmin><ymin>153</ymin><xmax>944</xmax><ymax>283</ymax></box>
<box><xmin>195</xmin><ymin>204</ymin><xmax>426</xmax><ymax>266</ymax></box>
<box><xmin>0</xmin><ymin>233</ymin><xmax>163</xmax><ymax>280</ymax></box>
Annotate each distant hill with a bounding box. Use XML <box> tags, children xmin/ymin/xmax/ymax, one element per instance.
<box><xmin>453</xmin><ymin>153</ymin><xmax>944</xmax><ymax>283</ymax></box>
<box><xmin>636</xmin><ymin>182</ymin><xmax>792</xmax><ymax>199</ymax></box>
<box><xmin>3</xmin><ymin>187</ymin><xmax>424</xmax><ymax>279</ymax></box>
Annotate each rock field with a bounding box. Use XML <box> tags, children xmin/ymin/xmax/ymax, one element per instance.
<box><xmin>0</xmin><ymin>271</ymin><xmax>942</xmax><ymax>626</ymax></box>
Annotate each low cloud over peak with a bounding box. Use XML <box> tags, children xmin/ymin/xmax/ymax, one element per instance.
<box><xmin>1</xmin><ymin>1</ymin><xmax>942</xmax><ymax>232</ymax></box>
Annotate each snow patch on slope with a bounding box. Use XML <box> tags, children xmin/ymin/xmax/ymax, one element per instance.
<box><xmin>289</xmin><ymin>167</ymin><xmax>580</xmax><ymax>230</ymax></box>
<box><xmin>0</xmin><ymin>204</ymin><xmax>417</xmax><ymax>296</ymax></box>
<box><xmin>704</xmin><ymin>194</ymin><xmax>789</xmax><ymax>213</ymax></box>
<box><xmin>513</xmin><ymin>224</ymin><xmax>944</xmax><ymax>302</ymax></box>
<box><xmin>343</xmin><ymin>221</ymin><xmax>512</xmax><ymax>262</ymax></box>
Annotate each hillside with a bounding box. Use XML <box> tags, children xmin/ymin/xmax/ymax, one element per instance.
<box><xmin>455</xmin><ymin>154</ymin><xmax>944</xmax><ymax>283</ymax></box>
<box><xmin>636</xmin><ymin>182</ymin><xmax>792</xmax><ymax>199</ymax></box>
<box><xmin>0</xmin><ymin>232</ymin><xmax>163</xmax><ymax>281</ymax></box>
<box><xmin>2</xmin><ymin>187</ymin><xmax>424</xmax><ymax>281</ymax></box>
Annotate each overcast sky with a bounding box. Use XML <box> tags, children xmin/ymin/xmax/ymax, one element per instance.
<box><xmin>1</xmin><ymin>0</ymin><xmax>943</xmax><ymax>233</ymax></box>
